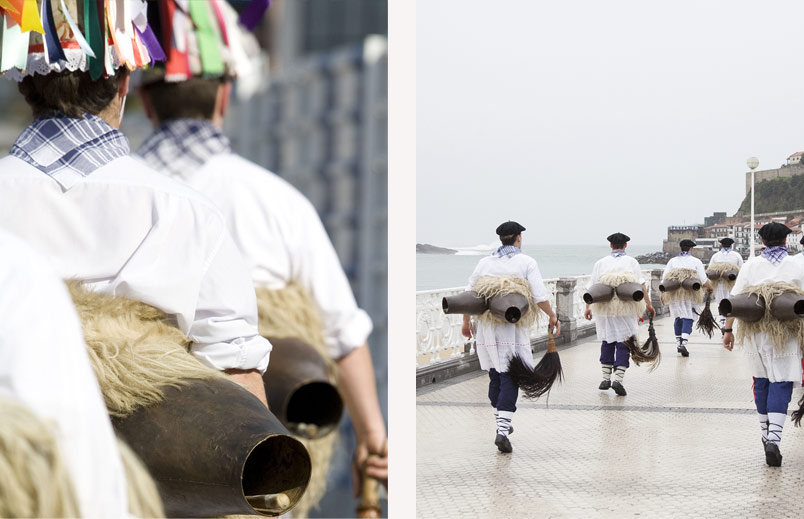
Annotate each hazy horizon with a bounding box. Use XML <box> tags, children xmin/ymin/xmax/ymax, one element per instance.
<box><xmin>417</xmin><ymin>0</ymin><xmax>804</xmax><ymax>246</ymax></box>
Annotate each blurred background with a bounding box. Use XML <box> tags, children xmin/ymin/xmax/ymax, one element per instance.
<box><xmin>0</xmin><ymin>0</ymin><xmax>387</xmax><ymax>516</ymax></box>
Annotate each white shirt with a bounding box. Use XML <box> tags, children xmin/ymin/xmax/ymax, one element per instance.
<box><xmin>708</xmin><ymin>249</ymin><xmax>744</xmax><ymax>268</ymax></box>
<box><xmin>662</xmin><ymin>254</ymin><xmax>708</xmax><ymax>283</ymax></box>
<box><xmin>732</xmin><ymin>254</ymin><xmax>804</xmax><ymax>295</ymax></box>
<box><xmin>730</xmin><ymin>254</ymin><xmax>804</xmax><ymax>383</ymax></box>
<box><xmin>0</xmin><ymin>155</ymin><xmax>271</xmax><ymax>373</ymax></box>
<box><xmin>148</xmin><ymin>152</ymin><xmax>373</xmax><ymax>359</ymax></box>
<box><xmin>0</xmin><ymin>230</ymin><xmax>128</xmax><ymax>519</ymax></box>
<box><xmin>587</xmin><ymin>254</ymin><xmax>645</xmax><ymax>343</ymax></box>
<box><xmin>466</xmin><ymin>253</ymin><xmax>550</xmax><ymax>303</ymax></box>
<box><xmin>587</xmin><ymin>254</ymin><xmax>645</xmax><ymax>288</ymax></box>
<box><xmin>466</xmin><ymin>252</ymin><xmax>549</xmax><ymax>372</ymax></box>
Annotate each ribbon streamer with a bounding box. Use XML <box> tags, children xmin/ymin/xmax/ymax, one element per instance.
<box><xmin>41</xmin><ymin>0</ymin><xmax>66</xmax><ymax>63</ymax></box>
<box><xmin>1</xmin><ymin>11</ymin><xmax>29</xmax><ymax>71</ymax></box>
<box><xmin>188</xmin><ymin>0</ymin><xmax>223</xmax><ymax>76</ymax></box>
<box><xmin>106</xmin><ymin>0</ymin><xmax>135</xmax><ymax>68</ymax></box>
<box><xmin>0</xmin><ymin>0</ymin><xmax>23</xmax><ymax>26</ymax></box>
<box><xmin>134</xmin><ymin>23</ymin><xmax>164</xmax><ymax>64</ymax></box>
<box><xmin>84</xmin><ymin>0</ymin><xmax>104</xmax><ymax>79</ymax></box>
<box><xmin>20</xmin><ymin>0</ymin><xmax>43</xmax><ymax>33</ymax></box>
<box><xmin>238</xmin><ymin>0</ymin><xmax>270</xmax><ymax>32</ymax></box>
<box><xmin>60</xmin><ymin>0</ymin><xmax>94</xmax><ymax>57</ymax></box>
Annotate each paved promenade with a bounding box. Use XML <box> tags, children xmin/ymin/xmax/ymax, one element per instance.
<box><xmin>416</xmin><ymin>316</ymin><xmax>804</xmax><ymax>518</ymax></box>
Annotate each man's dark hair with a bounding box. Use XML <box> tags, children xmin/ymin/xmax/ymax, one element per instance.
<box><xmin>611</xmin><ymin>241</ymin><xmax>626</xmax><ymax>249</ymax></box>
<box><xmin>18</xmin><ymin>69</ymin><xmax>126</xmax><ymax>119</ymax></box>
<box><xmin>680</xmin><ymin>245</ymin><xmax>692</xmax><ymax>252</ymax></box>
<box><xmin>763</xmin><ymin>239</ymin><xmax>786</xmax><ymax>247</ymax></box>
<box><xmin>500</xmin><ymin>234</ymin><xmax>518</xmax><ymax>246</ymax></box>
<box><xmin>141</xmin><ymin>77</ymin><xmax>224</xmax><ymax>121</ymax></box>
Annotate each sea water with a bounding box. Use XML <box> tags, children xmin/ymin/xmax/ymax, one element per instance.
<box><xmin>416</xmin><ymin>244</ymin><xmax>665</xmax><ymax>291</ymax></box>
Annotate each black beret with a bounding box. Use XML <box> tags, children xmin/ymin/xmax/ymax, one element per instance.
<box><xmin>758</xmin><ymin>222</ymin><xmax>791</xmax><ymax>241</ymax></box>
<box><xmin>800</xmin><ymin>236</ymin><xmax>804</xmax><ymax>246</ymax></box>
<box><xmin>607</xmin><ymin>232</ymin><xmax>630</xmax><ymax>244</ymax></box>
<box><xmin>719</xmin><ymin>238</ymin><xmax>735</xmax><ymax>247</ymax></box>
<box><xmin>679</xmin><ymin>239</ymin><xmax>696</xmax><ymax>248</ymax></box>
<box><xmin>496</xmin><ymin>221</ymin><xmax>526</xmax><ymax>236</ymax></box>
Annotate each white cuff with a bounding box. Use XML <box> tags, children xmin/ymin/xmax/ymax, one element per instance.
<box><xmin>190</xmin><ymin>335</ymin><xmax>272</xmax><ymax>374</ymax></box>
<box><xmin>328</xmin><ymin>309</ymin><xmax>374</xmax><ymax>359</ymax></box>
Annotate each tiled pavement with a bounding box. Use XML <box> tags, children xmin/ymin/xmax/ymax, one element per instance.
<box><xmin>416</xmin><ymin>316</ymin><xmax>804</xmax><ymax>518</ymax></box>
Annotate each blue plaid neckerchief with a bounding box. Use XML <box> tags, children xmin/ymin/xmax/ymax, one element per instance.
<box><xmin>610</xmin><ymin>250</ymin><xmax>626</xmax><ymax>258</ymax></box>
<box><xmin>720</xmin><ymin>248</ymin><xmax>732</xmax><ymax>254</ymax></box>
<box><xmin>494</xmin><ymin>245</ymin><xmax>522</xmax><ymax>258</ymax></box>
<box><xmin>678</xmin><ymin>251</ymin><xmax>691</xmax><ymax>257</ymax></box>
<box><xmin>136</xmin><ymin>119</ymin><xmax>231</xmax><ymax>180</ymax></box>
<box><xmin>761</xmin><ymin>246</ymin><xmax>788</xmax><ymax>265</ymax></box>
<box><xmin>9</xmin><ymin>113</ymin><xmax>129</xmax><ymax>190</ymax></box>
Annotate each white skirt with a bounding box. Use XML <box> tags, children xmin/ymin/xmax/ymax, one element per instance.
<box><xmin>668</xmin><ymin>299</ymin><xmax>699</xmax><ymax>320</ymax></box>
<box><xmin>595</xmin><ymin>315</ymin><xmax>639</xmax><ymax>343</ymax></box>
<box><xmin>474</xmin><ymin>320</ymin><xmax>534</xmax><ymax>373</ymax></box>
<box><xmin>742</xmin><ymin>332</ymin><xmax>803</xmax><ymax>386</ymax></box>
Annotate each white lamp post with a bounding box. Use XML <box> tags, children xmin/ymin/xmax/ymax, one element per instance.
<box><xmin>747</xmin><ymin>157</ymin><xmax>759</xmax><ymax>257</ymax></box>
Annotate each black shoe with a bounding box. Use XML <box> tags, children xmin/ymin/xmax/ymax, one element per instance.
<box><xmin>677</xmin><ymin>344</ymin><xmax>689</xmax><ymax>357</ymax></box>
<box><xmin>599</xmin><ymin>380</ymin><xmax>611</xmax><ymax>390</ymax></box>
<box><xmin>765</xmin><ymin>442</ymin><xmax>782</xmax><ymax>467</ymax></box>
<box><xmin>611</xmin><ymin>380</ymin><xmax>627</xmax><ymax>396</ymax></box>
<box><xmin>495</xmin><ymin>433</ymin><xmax>512</xmax><ymax>453</ymax></box>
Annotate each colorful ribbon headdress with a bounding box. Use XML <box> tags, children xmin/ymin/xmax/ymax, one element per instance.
<box><xmin>146</xmin><ymin>0</ymin><xmax>270</xmax><ymax>83</ymax></box>
<box><xmin>0</xmin><ymin>0</ymin><xmax>169</xmax><ymax>81</ymax></box>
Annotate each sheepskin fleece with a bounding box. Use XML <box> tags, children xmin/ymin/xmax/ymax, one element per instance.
<box><xmin>255</xmin><ymin>282</ymin><xmax>338</xmax><ymax>518</ymax></box>
<box><xmin>116</xmin><ymin>438</ymin><xmax>165</xmax><ymax>518</ymax></box>
<box><xmin>708</xmin><ymin>262</ymin><xmax>739</xmax><ymax>291</ymax></box>
<box><xmin>591</xmin><ymin>271</ymin><xmax>647</xmax><ymax>317</ymax></box>
<box><xmin>472</xmin><ymin>276</ymin><xmax>541</xmax><ymax>329</ymax></box>
<box><xmin>0</xmin><ymin>397</ymin><xmax>80</xmax><ymax>518</ymax></box>
<box><xmin>662</xmin><ymin>268</ymin><xmax>704</xmax><ymax>305</ymax></box>
<box><xmin>67</xmin><ymin>281</ymin><xmax>223</xmax><ymax>418</ymax></box>
<box><xmin>735</xmin><ymin>282</ymin><xmax>804</xmax><ymax>353</ymax></box>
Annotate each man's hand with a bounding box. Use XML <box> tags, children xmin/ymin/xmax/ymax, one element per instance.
<box><xmin>461</xmin><ymin>321</ymin><xmax>474</xmax><ymax>338</ymax></box>
<box><xmin>461</xmin><ymin>316</ymin><xmax>474</xmax><ymax>338</ymax></box>
<box><xmin>723</xmin><ymin>332</ymin><xmax>734</xmax><ymax>351</ymax></box>
<box><xmin>704</xmin><ymin>280</ymin><xmax>714</xmax><ymax>294</ymax></box>
<box><xmin>352</xmin><ymin>436</ymin><xmax>388</xmax><ymax>497</ymax></box>
<box><xmin>225</xmin><ymin>369</ymin><xmax>268</xmax><ymax>407</ymax></box>
<box><xmin>549</xmin><ymin>314</ymin><xmax>561</xmax><ymax>335</ymax></box>
<box><xmin>659</xmin><ymin>293</ymin><xmax>664</xmax><ymax>305</ymax></box>
<box><xmin>583</xmin><ymin>307</ymin><xmax>593</xmax><ymax>321</ymax></box>
<box><xmin>646</xmin><ymin>303</ymin><xmax>656</xmax><ymax>319</ymax></box>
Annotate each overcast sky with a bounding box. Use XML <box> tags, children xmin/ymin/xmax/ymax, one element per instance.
<box><xmin>417</xmin><ymin>0</ymin><xmax>804</xmax><ymax>248</ymax></box>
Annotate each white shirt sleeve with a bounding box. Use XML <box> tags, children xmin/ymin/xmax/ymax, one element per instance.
<box><xmin>0</xmin><ymin>234</ymin><xmax>128</xmax><ymax>519</ymax></box>
<box><xmin>466</xmin><ymin>258</ymin><xmax>484</xmax><ymax>291</ymax></box>
<box><xmin>731</xmin><ymin>262</ymin><xmax>751</xmax><ymax>296</ymax></box>
<box><xmin>632</xmin><ymin>258</ymin><xmax>645</xmax><ymax>284</ymax></box>
<box><xmin>185</xmin><ymin>230</ymin><xmax>273</xmax><ymax>373</ymax></box>
<box><xmin>526</xmin><ymin>258</ymin><xmax>550</xmax><ymax>303</ymax></box>
<box><xmin>695</xmin><ymin>258</ymin><xmax>708</xmax><ymax>283</ymax></box>
<box><xmin>587</xmin><ymin>259</ymin><xmax>601</xmax><ymax>289</ymax></box>
<box><xmin>293</xmin><ymin>201</ymin><xmax>373</xmax><ymax>359</ymax></box>
<box><xmin>662</xmin><ymin>260</ymin><xmax>672</xmax><ymax>280</ymax></box>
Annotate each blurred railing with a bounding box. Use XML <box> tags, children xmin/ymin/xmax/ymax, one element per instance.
<box><xmin>224</xmin><ymin>37</ymin><xmax>387</xmax><ymax>515</ymax></box>
<box><xmin>416</xmin><ymin>269</ymin><xmax>661</xmax><ymax>374</ymax></box>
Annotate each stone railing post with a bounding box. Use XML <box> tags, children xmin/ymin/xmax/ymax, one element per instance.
<box><xmin>649</xmin><ymin>269</ymin><xmax>667</xmax><ymax>316</ymax></box>
<box><xmin>555</xmin><ymin>277</ymin><xmax>578</xmax><ymax>343</ymax></box>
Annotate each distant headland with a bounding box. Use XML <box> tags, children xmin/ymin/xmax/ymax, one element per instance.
<box><xmin>416</xmin><ymin>243</ymin><xmax>458</xmax><ymax>254</ymax></box>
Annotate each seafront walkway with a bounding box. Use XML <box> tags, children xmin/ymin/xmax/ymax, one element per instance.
<box><xmin>416</xmin><ymin>314</ymin><xmax>804</xmax><ymax>518</ymax></box>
